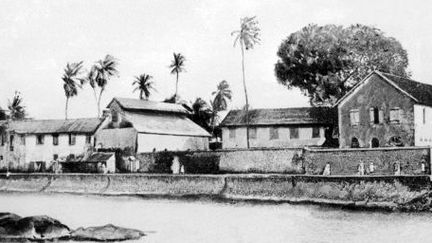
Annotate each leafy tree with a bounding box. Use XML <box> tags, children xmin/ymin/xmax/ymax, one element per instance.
<box><xmin>275</xmin><ymin>24</ymin><xmax>409</xmax><ymax>106</ymax></box>
<box><xmin>62</xmin><ymin>62</ymin><xmax>84</xmax><ymax>119</ymax></box>
<box><xmin>169</xmin><ymin>53</ymin><xmax>186</xmax><ymax>98</ymax></box>
<box><xmin>8</xmin><ymin>91</ymin><xmax>26</xmax><ymax>120</ymax></box>
<box><xmin>85</xmin><ymin>55</ymin><xmax>119</xmax><ymax>117</ymax></box>
<box><xmin>0</xmin><ymin>106</ymin><xmax>6</xmax><ymax>120</ymax></box>
<box><xmin>231</xmin><ymin>16</ymin><xmax>260</xmax><ymax>148</ymax></box>
<box><xmin>132</xmin><ymin>74</ymin><xmax>156</xmax><ymax>100</ymax></box>
<box><xmin>190</xmin><ymin>98</ymin><xmax>212</xmax><ymax>131</ymax></box>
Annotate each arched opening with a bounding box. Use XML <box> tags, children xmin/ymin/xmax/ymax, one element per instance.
<box><xmin>351</xmin><ymin>137</ymin><xmax>360</xmax><ymax>148</ymax></box>
<box><xmin>389</xmin><ymin>136</ymin><xmax>404</xmax><ymax>147</ymax></box>
<box><xmin>371</xmin><ymin>137</ymin><xmax>380</xmax><ymax>148</ymax></box>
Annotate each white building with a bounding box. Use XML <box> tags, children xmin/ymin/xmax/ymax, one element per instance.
<box><xmin>96</xmin><ymin>97</ymin><xmax>211</xmax><ymax>152</ymax></box>
<box><xmin>0</xmin><ymin>118</ymin><xmax>103</xmax><ymax>171</ymax></box>
<box><xmin>220</xmin><ymin>107</ymin><xmax>334</xmax><ymax>149</ymax></box>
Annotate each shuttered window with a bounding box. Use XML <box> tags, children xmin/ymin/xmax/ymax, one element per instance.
<box><xmin>249</xmin><ymin>128</ymin><xmax>257</xmax><ymax>139</ymax></box>
<box><xmin>390</xmin><ymin>108</ymin><xmax>401</xmax><ymax>123</ymax></box>
<box><xmin>350</xmin><ymin>109</ymin><xmax>360</xmax><ymax>125</ymax></box>
<box><xmin>290</xmin><ymin>127</ymin><xmax>299</xmax><ymax>139</ymax></box>
<box><xmin>269</xmin><ymin>127</ymin><xmax>279</xmax><ymax>140</ymax></box>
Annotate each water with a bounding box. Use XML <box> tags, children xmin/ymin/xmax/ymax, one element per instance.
<box><xmin>1</xmin><ymin>193</ymin><xmax>432</xmax><ymax>243</ymax></box>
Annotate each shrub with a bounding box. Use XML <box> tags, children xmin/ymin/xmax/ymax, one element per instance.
<box><xmin>181</xmin><ymin>153</ymin><xmax>220</xmax><ymax>174</ymax></box>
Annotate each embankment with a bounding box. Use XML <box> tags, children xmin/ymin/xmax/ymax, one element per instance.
<box><xmin>0</xmin><ymin>173</ymin><xmax>430</xmax><ymax>210</ymax></box>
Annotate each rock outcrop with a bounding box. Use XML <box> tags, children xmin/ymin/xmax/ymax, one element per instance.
<box><xmin>0</xmin><ymin>212</ymin><xmax>145</xmax><ymax>241</ymax></box>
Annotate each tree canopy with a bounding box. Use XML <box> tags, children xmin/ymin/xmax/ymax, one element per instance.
<box><xmin>8</xmin><ymin>91</ymin><xmax>26</xmax><ymax>120</ymax></box>
<box><xmin>274</xmin><ymin>24</ymin><xmax>409</xmax><ymax>106</ymax></box>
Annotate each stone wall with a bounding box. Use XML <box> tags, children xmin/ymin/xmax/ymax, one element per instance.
<box><xmin>0</xmin><ymin>173</ymin><xmax>430</xmax><ymax>209</ymax></box>
<box><xmin>134</xmin><ymin>148</ymin><xmax>303</xmax><ymax>174</ymax></box>
<box><xmin>303</xmin><ymin>147</ymin><xmax>430</xmax><ymax>175</ymax></box>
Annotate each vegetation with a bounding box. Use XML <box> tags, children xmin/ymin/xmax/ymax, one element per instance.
<box><xmin>169</xmin><ymin>52</ymin><xmax>186</xmax><ymax>99</ymax></box>
<box><xmin>275</xmin><ymin>24</ymin><xmax>409</xmax><ymax>106</ymax></box>
<box><xmin>7</xmin><ymin>91</ymin><xmax>26</xmax><ymax>120</ymax></box>
<box><xmin>132</xmin><ymin>74</ymin><xmax>156</xmax><ymax>100</ymax></box>
<box><xmin>85</xmin><ymin>55</ymin><xmax>119</xmax><ymax>117</ymax></box>
<box><xmin>210</xmin><ymin>80</ymin><xmax>232</xmax><ymax>133</ymax></box>
<box><xmin>190</xmin><ymin>98</ymin><xmax>213</xmax><ymax>132</ymax></box>
<box><xmin>231</xmin><ymin>16</ymin><xmax>261</xmax><ymax>148</ymax></box>
<box><xmin>62</xmin><ymin>61</ymin><xmax>84</xmax><ymax>119</ymax></box>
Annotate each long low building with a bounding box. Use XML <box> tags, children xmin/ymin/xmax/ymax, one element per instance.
<box><xmin>220</xmin><ymin>107</ymin><xmax>336</xmax><ymax>149</ymax></box>
<box><xmin>0</xmin><ymin>118</ymin><xmax>104</xmax><ymax>171</ymax></box>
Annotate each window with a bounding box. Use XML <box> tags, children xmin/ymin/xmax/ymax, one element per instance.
<box><xmin>351</xmin><ymin>137</ymin><xmax>360</xmax><ymax>148</ymax></box>
<box><xmin>290</xmin><ymin>127</ymin><xmax>299</xmax><ymax>139</ymax></box>
<box><xmin>390</xmin><ymin>107</ymin><xmax>401</xmax><ymax>123</ymax></box>
<box><xmin>0</xmin><ymin>155</ymin><xmax>3</xmax><ymax>161</ymax></box>
<box><xmin>312</xmin><ymin>127</ymin><xmax>320</xmax><ymax>138</ymax></box>
<box><xmin>86</xmin><ymin>135</ymin><xmax>92</xmax><ymax>144</ymax></box>
<box><xmin>350</xmin><ymin>109</ymin><xmax>360</xmax><ymax>126</ymax></box>
<box><xmin>371</xmin><ymin>138</ymin><xmax>380</xmax><ymax>148</ymax></box>
<box><xmin>9</xmin><ymin>135</ymin><xmax>14</xmax><ymax>151</ymax></box>
<box><xmin>423</xmin><ymin>108</ymin><xmax>426</xmax><ymax>124</ymax></box>
<box><xmin>369</xmin><ymin>107</ymin><xmax>380</xmax><ymax>124</ymax></box>
<box><xmin>69</xmin><ymin>134</ymin><xmax>76</xmax><ymax>145</ymax></box>
<box><xmin>0</xmin><ymin>133</ymin><xmax>5</xmax><ymax>146</ymax></box>
<box><xmin>52</xmin><ymin>134</ymin><xmax>59</xmax><ymax>146</ymax></box>
<box><xmin>53</xmin><ymin>154</ymin><xmax>58</xmax><ymax>160</ymax></box>
<box><xmin>248</xmin><ymin>128</ymin><xmax>257</xmax><ymax>139</ymax></box>
<box><xmin>229</xmin><ymin>128</ymin><xmax>236</xmax><ymax>139</ymax></box>
<box><xmin>20</xmin><ymin>135</ymin><xmax>25</xmax><ymax>145</ymax></box>
<box><xmin>111</xmin><ymin>110</ymin><xmax>119</xmax><ymax>123</ymax></box>
<box><xmin>36</xmin><ymin>134</ymin><xmax>44</xmax><ymax>145</ymax></box>
<box><xmin>269</xmin><ymin>127</ymin><xmax>279</xmax><ymax>140</ymax></box>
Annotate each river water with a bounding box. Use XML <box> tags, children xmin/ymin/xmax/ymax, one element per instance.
<box><xmin>1</xmin><ymin>193</ymin><xmax>432</xmax><ymax>243</ymax></box>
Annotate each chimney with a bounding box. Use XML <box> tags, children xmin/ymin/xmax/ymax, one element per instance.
<box><xmin>102</xmin><ymin>109</ymin><xmax>111</xmax><ymax>119</ymax></box>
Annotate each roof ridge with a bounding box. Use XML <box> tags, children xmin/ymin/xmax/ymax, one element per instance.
<box><xmin>379</xmin><ymin>71</ymin><xmax>432</xmax><ymax>88</ymax></box>
<box><xmin>10</xmin><ymin>117</ymin><xmax>100</xmax><ymax>122</ymax></box>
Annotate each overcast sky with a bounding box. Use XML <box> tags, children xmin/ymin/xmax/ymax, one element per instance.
<box><xmin>1</xmin><ymin>0</ymin><xmax>432</xmax><ymax>119</ymax></box>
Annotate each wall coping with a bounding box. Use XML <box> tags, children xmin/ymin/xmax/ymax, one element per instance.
<box><xmin>136</xmin><ymin>147</ymin><xmax>302</xmax><ymax>156</ymax></box>
<box><xmin>303</xmin><ymin>146</ymin><xmax>431</xmax><ymax>153</ymax></box>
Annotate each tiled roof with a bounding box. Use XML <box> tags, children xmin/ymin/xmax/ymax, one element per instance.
<box><xmin>220</xmin><ymin>107</ymin><xmax>334</xmax><ymax>127</ymax></box>
<box><xmin>110</xmin><ymin>97</ymin><xmax>189</xmax><ymax>114</ymax></box>
<box><xmin>123</xmin><ymin>111</ymin><xmax>210</xmax><ymax>137</ymax></box>
<box><xmin>2</xmin><ymin>118</ymin><xmax>103</xmax><ymax>134</ymax></box>
<box><xmin>379</xmin><ymin>72</ymin><xmax>432</xmax><ymax>107</ymax></box>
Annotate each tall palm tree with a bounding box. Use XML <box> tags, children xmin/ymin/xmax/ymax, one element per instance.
<box><xmin>169</xmin><ymin>52</ymin><xmax>186</xmax><ymax>98</ymax></box>
<box><xmin>82</xmin><ymin>65</ymin><xmax>98</xmax><ymax>113</ymax></box>
<box><xmin>132</xmin><ymin>74</ymin><xmax>156</xmax><ymax>100</ymax></box>
<box><xmin>8</xmin><ymin>91</ymin><xmax>26</xmax><ymax>120</ymax></box>
<box><xmin>231</xmin><ymin>16</ymin><xmax>260</xmax><ymax>148</ymax></box>
<box><xmin>93</xmin><ymin>55</ymin><xmax>119</xmax><ymax>117</ymax></box>
<box><xmin>62</xmin><ymin>61</ymin><xmax>84</xmax><ymax>119</ymax></box>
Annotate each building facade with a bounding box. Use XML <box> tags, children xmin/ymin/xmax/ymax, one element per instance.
<box><xmin>335</xmin><ymin>71</ymin><xmax>432</xmax><ymax>148</ymax></box>
<box><xmin>0</xmin><ymin>118</ymin><xmax>103</xmax><ymax>171</ymax></box>
<box><xmin>96</xmin><ymin>97</ymin><xmax>211</xmax><ymax>152</ymax></box>
<box><xmin>220</xmin><ymin>107</ymin><xmax>335</xmax><ymax>149</ymax></box>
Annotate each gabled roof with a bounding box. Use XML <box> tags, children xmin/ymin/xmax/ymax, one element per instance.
<box><xmin>334</xmin><ymin>71</ymin><xmax>432</xmax><ymax>107</ymax></box>
<box><xmin>108</xmin><ymin>97</ymin><xmax>190</xmax><ymax>114</ymax></box>
<box><xmin>220</xmin><ymin>107</ymin><xmax>334</xmax><ymax>127</ymax></box>
<box><xmin>123</xmin><ymin>111</ymin><xmax>211</xmax><ymax>137</ymax></box>
<box><xmin>2</xmin><ymin>118</ymin><xmax>103</xmax><ymax>134</ymax></box>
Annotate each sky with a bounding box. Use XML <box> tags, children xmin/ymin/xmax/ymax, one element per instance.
<box><xmin>1</xmin><ymin>0</ymin><xmax>432</xmax><ymax>119</ymax></box>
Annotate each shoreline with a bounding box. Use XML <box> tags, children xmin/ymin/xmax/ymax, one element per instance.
<box><xmin>0</xmin><ymin>173</ymin><xmax>430</xmax><ymax>212</ymax></box>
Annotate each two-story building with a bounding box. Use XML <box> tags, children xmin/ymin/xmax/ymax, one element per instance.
<box><xmin>335</xmin><ymin>70</ymin><xmax>432</xmax><ymax>148</ymax></box>
<box><xmin>0</xmin><ymin>118</ymin><xmax>104</xmax><ymax>171</ymax></box>
<box><xmin>219</xmin><ymin>107</ymin><xmax>335</xmax><ymax>149</ymax></box>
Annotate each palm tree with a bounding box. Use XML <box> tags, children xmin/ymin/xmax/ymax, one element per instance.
<box><xmin>62</xmin><ymin>61</ymin><xmax>84</xmax><ymax>119</ymax></box>
<box><xmin>231</xmin><ymin>16</ymin><xmax>260</xmax><ymax>148</ymax></box>
<box><xmin>212</xmin><ymin>80</ymin><xmax>232</xmax><ymax>112</ymax></box>
<box><xmin>82</xmin><ymin>65</ymin><xmax>98</xmax><ymax>112</ymax></box>
<box><xmin>169</xmin><ymin>52</ymin><xmax>186</xmax><ymax>98</ymax></box>
<box><xmin>132</xmin><ymin>74</ymin><xmax>156</xmax><ymax>100</ymax></box>
<box><xmin>93</xmin><ymin>55</ymin><xmax>119</xmax><ymax>117</ymax></box>
<box><xmin>8</xmin><ymin>91</ymin><xmax>26</xmax><ymax>120</ymax></box>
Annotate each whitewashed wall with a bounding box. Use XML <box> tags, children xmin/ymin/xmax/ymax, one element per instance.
<box><xmin>221</xmin><ymin>126</ymin><xmax>326</xmax><ymax>149</ymax></box>
<box><xmin>414</xmin><ymin>104</ymin><xmax>432</xmax><ymax>146</ymax></box>
<box><xmin>137</xmin><ymin>133</ymin><xmax>209</xmax><ymax>152</ymax></box>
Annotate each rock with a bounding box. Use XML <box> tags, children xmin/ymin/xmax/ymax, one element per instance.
<box><xmin>71</xmin><ymin>224</ymin><xmax>145</xmax><ymax>241</ymax></box>
<box><xmin>0</xmin><ymin>213</ymin><xmax>70</xmax><ymax>241</ymax></box>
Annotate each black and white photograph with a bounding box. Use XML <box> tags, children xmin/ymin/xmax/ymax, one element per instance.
<box><xmin>1</xmin><ymin>0</ymin><xmax>432</xmax><ymax>242</ymax></box>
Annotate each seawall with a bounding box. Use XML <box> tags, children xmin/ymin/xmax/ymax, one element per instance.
<box><xmin>0</xmin><ymin>173</ymin><xmax>430</xmax><ymax>210</ymax></box>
